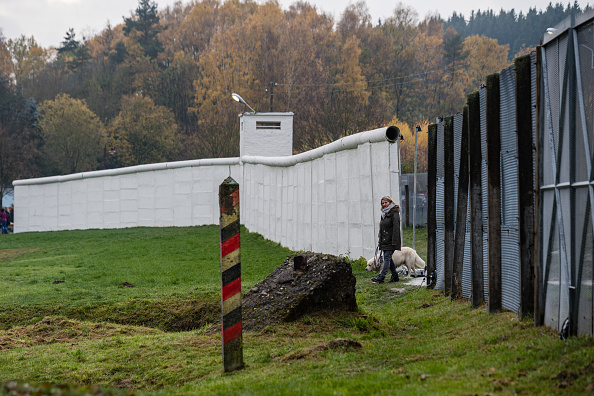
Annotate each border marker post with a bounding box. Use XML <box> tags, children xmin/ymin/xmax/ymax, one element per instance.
<box><xmin>219</xmin><ymin>176</ymin><xmax>244</xmax><ymax>372</ymax></box>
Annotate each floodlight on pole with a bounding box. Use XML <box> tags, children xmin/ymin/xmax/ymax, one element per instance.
<box><xmin>231</xmin><ymin>93</ymin><xmax>256</xmax><ymax>113</ymax></box>
<box><xmin>397</xmin><ymin>131</ymin><xmax>404</xmax><ymax>243</ymax></box>
<box><xmin>413</xmin><ymin>125</ymin><xmax>421</xmax><ymax>250</ymax></box>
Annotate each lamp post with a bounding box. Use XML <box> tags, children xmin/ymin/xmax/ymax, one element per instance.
<box><xmin>266</xmin><ymin>82</ymin><xmax>277</xmax><ymax>112</ymax></box>
<box><xmin>397</xmin><ymin>132</ymin><xmax>404</xmax><ymax>244</ymax></box>
<box><xmin>231</xmin><ymin>93</ymin><xmax>256</xmax><ymax>113</ymax></box>
<box><xmin>413</xmin><ymin>125</ymin><xmax>421</xmax><ymax>250</ymax></box>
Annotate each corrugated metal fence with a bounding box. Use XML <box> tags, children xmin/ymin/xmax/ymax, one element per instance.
<box><xmin>427</xmin><ymin>10</ymin><xmax>594</xmax><ymax>337</ymax></box>
<box><xmin>499</xmin><ymin>65</ymin><xmax>522</xmax><ymax>315</ymax></box>
<box><xmin>540</xmin><ymin>11</ymin><xmax>594</xmax><ymax>336</ymax></box>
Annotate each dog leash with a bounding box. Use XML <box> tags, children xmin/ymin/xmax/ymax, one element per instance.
<box><xmin>373</xmin><ymin>245</ymin><xmax>383</xmax><ymax>270</ymax></box>
<box><xmin>416</xmin><ymin>276</ymin><xmax>426</xmax><ymax>291</ymax></box>
<box><xmin>415</xmin><ymin>265</ymin><xmax>428</xmax><ymax>291</ymax></box>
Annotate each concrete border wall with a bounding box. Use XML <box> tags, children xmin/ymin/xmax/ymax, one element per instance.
<box><xmin>13</xmin><ymin>127</ymin><xmax>400</xmax><ymax>259</ymax></box>
<box><xmin>13</xmin><ymin>158</ymin><xmax>241</xmax><ymax>232</ymax></box>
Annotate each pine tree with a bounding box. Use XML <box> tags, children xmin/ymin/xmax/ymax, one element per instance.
<box><xmin>123</xmin><ymin>0</ymin><xmax>163</xmax><ymax>59</ymax></box>
<box><xmin>58</xmin><ymin>28</ymin><xmax>79</xmax><ymax>54</ymax></box>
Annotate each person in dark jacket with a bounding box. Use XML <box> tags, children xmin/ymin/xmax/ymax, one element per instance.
<box><xmin>371</xmin><ymin>196</ymin><xmax>401</xmax><ymax>284</ymax></box>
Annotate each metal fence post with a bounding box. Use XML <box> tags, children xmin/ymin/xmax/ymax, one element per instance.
<box><xmin>444</xmin><ymin>116</ymin><xmax>455</xmax><ymax>296</ymax></box>
<box><xmin>534</xmin><ymin>47</ymin><xmax>543</xmax><ymax>326</ymax></box>
<box><xmin>452</xmin><ymin>106</ymin><xmax>470</xmax><ymax>299</ymax></box>
<box><xmin>515</xmin><ymin>54</ymin><xmax>536</xmax><ymax>318</ymax></box>
<box><xmin>427</xmin><ymin>124</ymin><xmax>437</xmax><ymax>283</ymax></box>
<box><xmin>468</xmin><ymin>92</ymin><xmax>485</xmax><ymax>307</ymax></box>
<box><xmin>486</xmin><ymin>73</ymin><xmax>503</xmax><ymax>313</ymax></box>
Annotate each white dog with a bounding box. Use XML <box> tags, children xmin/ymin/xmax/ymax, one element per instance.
<box><xmin>366</xmin><ymin>247</ymin><xmax>426</xmax><ymax>277</ymax></box>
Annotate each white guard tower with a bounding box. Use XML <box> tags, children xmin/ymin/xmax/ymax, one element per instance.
<box><xmin>239</xmin><ymin>112</ymin><xmax>294</xmax><ymax>157</ymax></box>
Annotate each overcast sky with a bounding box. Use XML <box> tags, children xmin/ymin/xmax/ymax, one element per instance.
<box><xmin>0</xmin><ymin>0</ymin><xmax>591</xmax><ymax>48</ymax></box>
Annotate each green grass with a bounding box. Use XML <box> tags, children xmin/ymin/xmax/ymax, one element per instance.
<box><xmin>0</xmin><ymin>226</ymin><xmax>290</xmax><ymax>331</ymax></box>
<box><xmin>0</xmin><ymin>226</ymin><xmax>592</xmax><ymax>395</ymax></box>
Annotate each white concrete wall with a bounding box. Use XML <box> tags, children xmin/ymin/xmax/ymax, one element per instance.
<box><xmin>240</xmin><ymin>127</ymin><xmax>401</xmax><ymax>259</ymax></box>
<box><xmin>13</xmin><ymin>159</ymin><xmax>241</xmax><ymax>233</ymax></box>
<box><xmin>13</xmin><ymin>127</ymin><xmax>400</xmax><ymax>259</ymax></box>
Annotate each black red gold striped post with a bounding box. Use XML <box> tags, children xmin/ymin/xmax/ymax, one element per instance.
<box><xmin>219</xmin><ymin>176</ymin><xmax>244</xmax><ymax>372</ymax></box>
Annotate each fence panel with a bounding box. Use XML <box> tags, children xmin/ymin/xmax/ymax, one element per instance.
<box><xmin>499</xmin><ymin>65</ymin><xmax>521</xmax><ymax>315</ymax></box>
<box><xmin>436</xmin><ymin>121</ymin><xmax>445</xmax><ymax>290</ymax></box>
<box><xmin>400</xmin><ymin>173</ymin><xmax>428</xmax><ymax>227</ymax></box>
<box><xmin>480</xmin><ymin>87</ymin><xmax>490</xmax><ymax>302</ymax></box>
<box><xmin>453</xmin><ymin>111</ymin><xmax>469</xmax><ymax>298</ymax></box>
<box><xmin>542</xmin><ymin>29</ymin><xmax>573</xmax><ymax>333</ymax></box>
<box><xmin>574</xmin><ymin>18</ymin><xmax>594</xmax><ymax>336</ymax></box>
<box><xmin>540</xmin><ymin>11</ymin><xmax>594</xmax><ymax>335</ymax></box>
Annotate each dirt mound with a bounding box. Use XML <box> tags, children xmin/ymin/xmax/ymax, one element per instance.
<box><xmin>0</xmin><ymin>316</ymin><xmax>162</xmax><ymax>350</ymax></box>
<box><xmin>242</xmin><ymin>252</ymin><xmax>358</xmax><ymax>332</ymax></box>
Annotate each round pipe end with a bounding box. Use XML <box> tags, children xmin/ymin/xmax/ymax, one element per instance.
<box><xmin>385</xmin><ymin>126</ymin><xmax>401</xmax><ymax>143</ymax></box>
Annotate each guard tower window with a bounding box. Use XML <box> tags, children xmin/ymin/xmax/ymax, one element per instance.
<box><xmin>256</xmin><ymin>121</ymin><xmax>281</xmax><ymax>130</ymax></box>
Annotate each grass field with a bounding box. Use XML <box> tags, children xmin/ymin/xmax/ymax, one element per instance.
<box><xmin>0</xmin><ymin>225</ymin><xmax>592</xmax><ymax>395</ymax></box>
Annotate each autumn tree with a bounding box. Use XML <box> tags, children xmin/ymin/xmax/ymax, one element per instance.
<box><xmin>0</xmin><ymin>76</ymin><xmax>43</xmax><ymax>203</ymax></box>
<box><xmin>184</xmin><ymin>0</ymin><xmax>283</xmax><ymax>155</ymax></box>
<box><xmin>155</xmin><ymin>2</ymin><xmax>204</xmax><ymax>136</ymax></box>
<box><xmin>39</xmin><ymin>94</ymin><xmax>103</xmax><ymax>175</ymax></box>
<box><xmin>329</xmin><ymin>35</ymin><xmax>370</xmax><ymax>140</ymax></box>
<box><xmin>155</xmin><ymin>51</ymin><xmax>199</xmax><ymax>137</ymax></box>
<box><xmin>378</xmin><ymin>5</ymin><xmax>418</xmax><ymax>122</ymax></box>
<box><xmin>330</xmin><ymin>2</ymin><xmax>388</xmax><ymax>141</ymax></box>
<box><xmin>277</xmin><ymin>2</ymin><xmax>336</xmax><ymax>151</ymax></box>
<box><xmin>352</xmin><ymin>15</ymin><xmax>395</xmax><ymax>135</ymax></box>
<box><xmin>189</xmin><ymin>0</ymin><xmax>261</xmax><ymax>158</ymax></box>
<box><xmin>100</xmin><ymin>0</ymin><xmax>164</xmax><ymax>107</ymax></box>
<box><xmin>190</xmin><ymin>32</ymin><xmax>243</xmax><ymax>158</ymax></box>
<box><xmin>110</xmin><ymin>95</ymin><xmax>180</xmax><ymax>166</ymax></box>
<box><xmin>0</xmin><ymin>31</ymin><xmax>13</xmax><ymax>78</ymax></box>
<box><xmin>159</xmin><ymin>0</ymin><xmax>213</xmax><ymax>60</ymax></box>
<box><xmin>242</xmin><ymin>2</ymin><xmax>285</xmax><ymax>112</ymax></box>
<box><xmin>0</xmin><ymin>0</ymin><xmax>557</xmax><ymax>177</ymax></box>
<box><xmin>7</xmin><ymin>36</ymin><xmax>53</xmax><ymax>97</ymax></box>
<box><xmin>440</xmin><ymin>26</ymin><xmax>469</xmax><ymax>115</ymax></box>
<box><xmin>81</xmin><ymin>23</ymin><xmax>132</xmax><ymax>122</ymax></box>
<box><xmin>410</xmin><ymin>16</ymin><xmax>445</xmax><ymax>120</ymax></box>
<box><xmin>0</xmin><ymin>124</ymin><xmax>20</xmax><ymax>205</ymax></box>
<box><xmin>463</xmin><ymin>35</ymin><xmax>509</xmax><ymax>91</ymax></box>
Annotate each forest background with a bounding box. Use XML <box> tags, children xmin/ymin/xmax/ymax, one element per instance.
<box><xmin>0</xmin><ymin>0</ymin><xmax>588</xmax><ymax>205</ymax></box>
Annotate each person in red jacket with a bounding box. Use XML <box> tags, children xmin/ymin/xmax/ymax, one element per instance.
<box><xmin>371</xmin><ymin>196</ymin><xmax>402</xmax><ymax>284</ymax></box>
<box><xmin>1</xmin><ymin>208</ymin><xmax>7</xmax><ymax>234</ymax></box>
